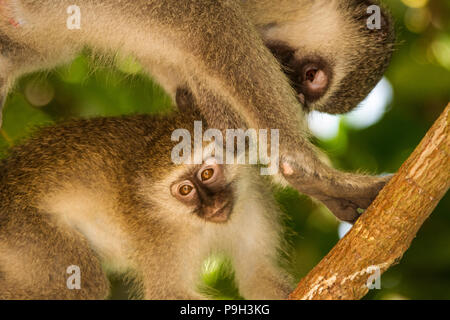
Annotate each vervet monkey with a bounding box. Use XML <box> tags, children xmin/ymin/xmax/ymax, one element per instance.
<box><xmin>0</xmin><ymin>0</ymin><xmax>395</xmax><ymax>223</ymax></box>
<box><xmin>245</xmin><ymin>0</ymin><xmax>395</xmax><ymax>114</ymax></box>
<box><xmin>0</xmin><ymin>106</ymin><xmax>292</xmax><ymax>299</ymax></box>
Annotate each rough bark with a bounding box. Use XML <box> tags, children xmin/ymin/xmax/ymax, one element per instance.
<box><xmin>289</xmin><ymin>103</ymin><xmax>450</xmax><ymax>300</ymax></box>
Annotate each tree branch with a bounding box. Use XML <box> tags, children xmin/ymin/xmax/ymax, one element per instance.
<box><xmin>289</xmin><ymin>103</ymin><xmax>450</xmax><ymax>300</ymax></box>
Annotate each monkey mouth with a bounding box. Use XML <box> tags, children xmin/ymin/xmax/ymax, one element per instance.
<box><xmin>203</xmin><ymin>202</ymin><xmax>233</xmax><ymax>223</ymax></box>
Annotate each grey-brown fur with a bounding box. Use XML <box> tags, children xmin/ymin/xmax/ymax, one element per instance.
<box><xmin>0</xmin><ymin>111</ymin><xmax>292</xmax><ymax>299</ymax></box>
<box><xmin>0</xmin><ymin>1</ymin><xmax>394</xmax><ymax>222</ymax></box>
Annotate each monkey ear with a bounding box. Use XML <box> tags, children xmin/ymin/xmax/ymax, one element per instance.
<box><xmin>175</xmin><ymin>86</ymin><xmax>205</xmax><ymax>123</ymax></box>
<box><xmin>176</xmin><ymin>87</ymin><xmax>195</xmax><ymax>113</ymax></box>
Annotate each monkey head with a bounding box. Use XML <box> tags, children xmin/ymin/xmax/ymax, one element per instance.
<box><xmin>136</xmin><ymin>108</ymin><xmax>239</xmax><ymax>225</ymax></box>
<box><xmin>170</xmin><ymin>158</ymin><xmax>235</xmax><ymax>223</ymax></box>
<box><xmin>261</xmin><ymin>0</ymin><xmax>395</xmax><ymax>114</ymax></box>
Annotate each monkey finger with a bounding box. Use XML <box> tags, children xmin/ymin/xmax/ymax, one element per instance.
<box><xmin>175</xmin><ymin>87</ymin><xmax>195</xmax><ymax>113</ymax></box>
<box><xmin>316</xmin><ymin>197</ymin><xmax>361</xmax><ymax>224</ymax></box>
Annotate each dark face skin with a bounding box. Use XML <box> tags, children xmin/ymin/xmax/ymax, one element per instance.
<box><xmin>266</xmin><ymin>41</ymin><xmax>332</xmax><ymax>111</ymax></box>
<box><xmin>170</xmin><ymin>160</ymin><xmax>234</xmax><ymax>223</ymax></box>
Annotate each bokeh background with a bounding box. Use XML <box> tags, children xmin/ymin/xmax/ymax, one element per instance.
<box><xmin>0</xmin><ymin>0</ymin><xmax>449</xmax><ymax>299</ymax></box>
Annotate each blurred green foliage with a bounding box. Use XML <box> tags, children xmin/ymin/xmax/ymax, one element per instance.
<box><xmin>1</xmin><ymin>0</ymin><xmax>449</xmax><ymax>300</ymax></box>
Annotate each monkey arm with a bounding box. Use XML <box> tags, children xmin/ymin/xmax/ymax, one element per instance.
<box><xmin>147</xmin><ymin>1</ymin><xmax>389</xmax><ymax>221</ymax></box>
<box><xmin>0</xmin><ymin>204</ymin><xmax>109</xmax><ymax>299</ymax></box>
<box><xmin>0</xmin><ymin>0</ymin><xmax>388</xmax><ymax>222</ymax></box>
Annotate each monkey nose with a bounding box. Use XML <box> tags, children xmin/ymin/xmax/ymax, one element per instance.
<box><xmin>201</xmin><ymin>202</ymin><xmax>232</xmax><ymax>223</ymax></box>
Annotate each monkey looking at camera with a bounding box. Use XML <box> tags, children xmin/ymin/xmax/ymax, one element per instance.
<box><xmin>0</xmin><ymin>104</ymin><xmax>293</xmax><ymax>299</ymax></box>
<box><xmin>0</xmin><ymin>0</ymin><xmax>395</xmax><ymax>223</ymax></box>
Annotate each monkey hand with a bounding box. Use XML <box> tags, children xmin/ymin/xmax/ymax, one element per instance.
<box><xmin>280</xmin><ymin>155</ymin><xmax>392</xmax><ymax>223</ymax></box>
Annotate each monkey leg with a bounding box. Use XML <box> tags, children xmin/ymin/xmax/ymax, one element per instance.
<box><xmin>157</xmin><ymin>3</ymin><xmax>389</xmax><ymax>222</ymax></box>
<box><xmin>175</xmin><ymin>84</ymin><xmax>388</xmax><ymax>223</ymax></box>
<box><xmin>0</xmin><ymin>207</ymin><xmax>109</xmax><ymax>299</ymax></box>
<box><xmin>231</xmin><ymin>238</ymin><xmax>293</xmax><ymax>300</ymax></box>
<box><xmin>131</xmin><ymin>241</ymin><xmax>207</xmax><ymax>300</ymax></box>
<box><xmin>233</xmin><ymin>263</ymin><xmax>293</xmax><ymax>300</ymax></box>
<box><xmin>175</xmin><ymin>83</ymin><xmax>389</xmax><ymax>223</ymax></box>
<box><xmin>0</xmin><ymin>0</ymin><xmax>389</xmax><ymax>222</ymax></box>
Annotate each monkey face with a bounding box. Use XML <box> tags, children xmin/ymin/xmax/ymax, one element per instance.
<box><xmin>170</xmin><ymin>159</ymin><xmax>234</xmax><ymax>223</ymax></box>
<box><xmin>262</xmin><ymin>0</ymin><xmax>394</xmax><ymax>114</ymax></box>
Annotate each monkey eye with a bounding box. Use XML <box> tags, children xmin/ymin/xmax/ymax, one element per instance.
<box><xmin>200</xmin><ymin>168</ymin><xmax>214</xmax><ymax>181</ymax></box>
<box><xmin>197</xmin><ymin>162</ymin><xmax>222</xmax><ymax>187</ymax></box>
<box><xmin>171</xmin><ymin>180</ymin><xmax>197</xmax><ymax>203</ymax></box>
<box><xmin>179</xmin><ymin>184</ymin><xmax>194</xmax><ymax>196</ymax></box>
